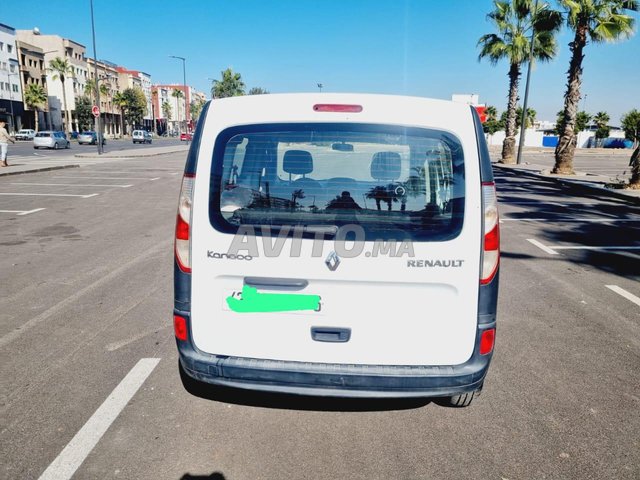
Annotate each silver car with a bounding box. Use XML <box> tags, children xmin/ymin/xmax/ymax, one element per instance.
<box><xmin>78</xmin><ymin>131</ymin><xmax>106</xmax><ymax>145</ymax></box>
<box><xmin>33</xmin><ymin>131</ymin><xmax>71</xmax><ymax>150</ymax></box>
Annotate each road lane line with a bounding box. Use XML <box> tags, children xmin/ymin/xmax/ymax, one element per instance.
<box><xmin>502</xmin><ymin>217</ymin><xmax>639</xmax><ymax>223</ymax></box>
<box><xmin>10</xmin><ymin>183</ymin><xmax>133</xmax><ymax>188</ymax></box>
<box><xmin>551</xmin><ymin>246</ymin><xmax>640</xmax><ymax>251</ymax></box>
<box><xmin>527</xmin><ymin>238</ymin><xmax>559</xmax><ymax>255</ymax></box>
<box><xmin>54</xmin><ymin>176</ymin><xmax>158</xmax><ymax>180</ymax></box>
<box><xmin>37</xmin><ymin>358</ymin><xmax>161</xmax><ymax>480</ymax></box>
<box><xmin>605</xmin><ymin>285</ymin><xmax>640</xmax><ymax>307</ymax></box>
<box><xmin>0</xmin><ymin>193</ymin><xmax>99</xmax><ymax>198</ymax></box>
<box><xmin>149</xmin><ymin>177</ymin><xmax>160</xmax><ymax>181</ymax></box>
<box><xmin>0</xmin><ymin>208</ymin><xmax>46</xmax><ymax>215</ymax></box>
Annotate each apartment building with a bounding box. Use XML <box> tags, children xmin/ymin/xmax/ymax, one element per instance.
<box><xmin>87</xmin><ymin>58</ymin><xmax>122</xmax><ymax>137</ymax></box>
<box><xmin>152</xmin><ymin>84</ymin><xmax>190</xmax><ymax>135</ymax></box>
<box><xmin>117</xmin><ymin>67</ymin><xmax>153</xmax><ymax>131</ymax></box>
<box><xmin>16</xmin><ymin>28</ymin><xmax>88</xmax><ymax>132</ymax></box>
<box><xmin>0</xmin><ymin>23</ymin><xmax>24</xmax><ymax>133</ymax></box>
<box><xmin>15</xmin><ymin>38</ymin><xmax>50</xmax><ymax>130</ymax></box>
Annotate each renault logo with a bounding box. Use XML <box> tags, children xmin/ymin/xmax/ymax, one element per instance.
<box><xmin>325</xmin><ymin>251</ymin><xmax>340</xmax><ymax>271</ymax></box>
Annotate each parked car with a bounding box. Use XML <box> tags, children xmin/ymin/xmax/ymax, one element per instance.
<box><xmin>132</xmin><ymin>130</ymin><xmax>152</xmax><ymax>144</ymax></box>
<box><xmin>174</xmin><ymin>94</ymin><xmax>499</xmax><ymax>406</ymax></box>
<box><xmin>180</xmin><ymin>132</ymin><xmax>193</xmax><ymax>141</ymax></box>
<box><xmin>15</xmin><ymin>129</ymin><xmax>36</xmax><ymax>141</ymax></box>
<box><xmin>33</xmin><ymin>131</ymin><xmax>71</xmax><ymax>149</ymax></box>
<box><xmin>78</xmin><ymin>131</ymin><xmax>106</xmax><ymax>145</ymax></box>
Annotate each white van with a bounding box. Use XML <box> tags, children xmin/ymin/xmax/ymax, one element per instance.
<box><xmin>174</xmin><ymin>94</ymin><xmax>499</xmax><ymax>406</ymax></box>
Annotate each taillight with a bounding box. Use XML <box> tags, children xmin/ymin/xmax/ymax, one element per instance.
<box><xmin>174</xmin><ymin>315</ymin><xmax>188</xmax><ymax>341</ymax></box>
<box><xmin>479</xmin><ymin>328</ymin><xmax>495</xmax><ymax>355</ymax></box>
<box><xmin>175</xmin><ymin>173</ymin><xmax>194</xmax><ymax>273</ymax></box>
<box><xmin>481</xmin><ymin>181</ymin><xmax>499</xmax><ymax>285</ymax></box>
<box><xmin>313</xmin><ymin>104</ymin><xmax>363</xmax><ymax>113</ymax></box>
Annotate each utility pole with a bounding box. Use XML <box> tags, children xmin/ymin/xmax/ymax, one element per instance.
<box><xmin>90</xmin><ymin>0</ymin><xmax>103</xmax><ymax>154</ymax></box>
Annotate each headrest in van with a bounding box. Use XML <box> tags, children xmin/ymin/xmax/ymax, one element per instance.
<box><xmin>370</xmin><ymin>152</ymin><xmax>401</xmax><ymax>180</ymax></box>
<box><xmin>283</xmin><ymin>150</ymin><xmax>313</xmax><ymax>175</ymax></box>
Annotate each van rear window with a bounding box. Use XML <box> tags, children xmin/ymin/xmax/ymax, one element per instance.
<box><xmin>210</xmin><ymin>124</ymin><xmax>465</xmax><ymax>241</ymax></box>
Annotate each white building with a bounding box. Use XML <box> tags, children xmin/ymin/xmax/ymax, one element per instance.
<box><xmin>0</xmin><ymin>23</ymin><xmax>24</xmax><ymax>134</ymax></box>
<box><xmin>17</xmin><ymin>28</ymin><xmax>88</xmax><ymax>132</ymax></box>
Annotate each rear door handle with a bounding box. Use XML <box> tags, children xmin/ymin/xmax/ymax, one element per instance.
<box><xmin>244</xmin><ymin>277</ymin><xmax>308</xmax><ymax>291</ymax></box>
<box><xmin>311</xmin><ymin>327</ymin><xmax>351</xmax><ymax>343</ymax></box>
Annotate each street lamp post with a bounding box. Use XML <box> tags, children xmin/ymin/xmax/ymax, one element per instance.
<box><xmin>169</xmin><ymin>55</ymin><xmax>188</xmax><ymax>145</ymax></box>
<box><xmin>516</xmin><ymin>0</ymin><xmax>539</xmax><ymax>165</ymax></box>
<box><xmin>89</xmin><ymin>0</ymin><xmax>104</xmax><ymax>154</ymax></box>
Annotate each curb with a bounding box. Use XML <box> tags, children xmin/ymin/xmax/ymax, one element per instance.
<box><xmin>493</xmin><ymin>163</ymin><xmax>640</xmax><ymax>205</ymax></box>
<box><xmin>74</xmin><ymin>147</ymin><xmax>189</xmax><ymax>159</ymax></box>
<box><xmin>0</xmin><ymin>164</ymin><xmax>80</xmax><ymax>177</ymax></box>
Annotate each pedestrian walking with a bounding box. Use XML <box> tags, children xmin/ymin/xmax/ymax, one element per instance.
<box><xmin>0</xmin><ymin>120</ymin><xmax>16</xmax><ymax>167</ymax></box>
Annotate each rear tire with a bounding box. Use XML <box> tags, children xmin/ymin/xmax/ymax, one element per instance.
<box><xmin>53</xmin><ymin>142</ymin><xmax>59</xmax><ymax>150</ymax></box>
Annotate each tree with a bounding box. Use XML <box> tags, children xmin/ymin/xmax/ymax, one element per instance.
<box><xmin>84</xmin><ymin>79</ymin><xmax>108</xmax><ymax>104</ymax></box>
<box><xmin>593</xmin><ymin>111</ymin><xmax>610</xmax><ymax>141</ymax></box>
<box><xmin>621</xmin><ymin>109</ymin><xmax>640</xmax><ymax>147</ymax></box>
<box><xmin>171</xmin><ymin>89</ymin><xmax>184</xmax><ymax>131</ymax></box>
<box><xmin>190</xmin><ymin>99</ymin><xmax>206</xmax><ymax>122</ymax></box>
<box><xmin>556</xmin><ymin>110</ymin><xmax>591</xmax><ymax>135</ymax></box>
<box><xmin>211</xmin><ymin>68</ymin><xmax>245</xmax><ymax>98</ymax></box>
<box><xmin>122</xmin><ymin>88</ymin><xmax>147</xmax><ymax>128</ymax></box>
<box><xmin>553</xmin><ymin>0</ymin><xmax>638</xmax><ymax>174</ymax></box>
<box><xmin>478</xmin><ymin>0</ymin><xmax>562</xmax><ymax>164</ymax></box>
<box><xmin>48</xmin><ymin>57</ymin><xmax>74</xmax><ymax>133</ymax></box>
<box><xmin>248</xmin><ymin>87</ymin><xmax>269</xmax><ymax>95</ymax></box>
<box><xmin>483</xmin><ymin>106</ymin><xmax>503</xmax><ymax>135</ymax></box>
<box><xmin>112</xmin><ymin>91</ymin><xmax>127</xmax><ymax>135</ymax></box>
<box><xmin>74</xmin><ymin>96</ymin><xmax>94</xmax><ymax>131</ymax></box>
<box><xmin>23</xmin><ymin>83</ymin><xmax>47</xmax><ymax>132</ymax></box>
<box><xmin>629</xmin><ymin>144</ymin><xmax>640</xmax><ymax>188</ymax></box>
<box><xmin>162</xmin><ymin>101</ymin><xmax>172</xmax><ymax>121</ymax></box>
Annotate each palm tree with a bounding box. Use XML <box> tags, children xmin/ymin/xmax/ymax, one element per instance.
<box><xmin>553</xmin><ymin>0</ymin><xmax>638</xmax><ymax>174</ymax></box>
<box><xmin>112</xmin><ymin>91</ymin><xmax>127</xmax><ymax>136</ymax></box>
<box><xmin>84</xmin><ymin>79</ymin><xmax>108</xmax><ymax>104</ymax></box>
<box><xmin>162</xmin><ymin>101</ymin><xmax>172</xmax><ymax>121</ymax></box>
<box><xmin>171</xmin><ymin>89</ymin><xmax>184</xmax><ymax>132</ymax></box>
<box><xmin>23</xmin><ymin>83</ymin><xmax>48</xmax><ymax>132</ymax></box>
<box><xmin>48</xmin><ymin>57</ymin><xmax>75</xmax><ymax>133</ymax></box>
<box><xmin>629</xmin><ymin>145</ymin><xmax>640</xmax><ymax>188</ymax></box>
<box><xmin>478</xmin><ymin>0</ymin><xmax>563</xmax><ymax>164</ymax></box>
<box><xmin>211</xmin><ymin>68</ymin><xmax>246</xmax><ymax>99</ymax></box>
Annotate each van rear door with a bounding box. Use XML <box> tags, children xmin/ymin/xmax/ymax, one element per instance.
<box><xmin>190</xmin><ymin>115</ymin><xmax>482</xmax><ymax>367</ymax></box>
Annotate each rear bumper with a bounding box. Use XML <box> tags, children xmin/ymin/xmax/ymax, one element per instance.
<box><xmin>175</xmin><ymin>310</ymin><xmax>495</xmax><ymax>398</ymax></box>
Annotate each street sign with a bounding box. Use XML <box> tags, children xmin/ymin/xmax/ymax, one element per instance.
<box><xmin>92</xmin><ymin>105</ymin><xmax>100</xmax><ymax>118</ymax></box>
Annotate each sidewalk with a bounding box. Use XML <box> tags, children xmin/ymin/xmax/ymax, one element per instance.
<box><xmin>0</xmin><ymin>145</ymin><xmax>189</xmax><ymax>177</ymax></box>
<box><xmin>494</xmin><ymin>161</ymin><xmax>640</xmax><ymax>204</ymax></box>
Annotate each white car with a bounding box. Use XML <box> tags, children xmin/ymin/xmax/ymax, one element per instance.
<box><xmin>132</xmin><ymin>130</ymin><xmax>152</xmax><ymax>144</ymax></box>
<box><xmin>15</xmin><ymin>129</ymin><xmax>36</xmax><ymax>141</ymax></box>
<box><xmin>173</xmin><ymin>94</ymin><xmax>499</xmax><ymax>406</ymax></box>
<box><xmin>33</xmin><ymin>131</ymin><xmax>70</xmax><ymax>149</ymax></box>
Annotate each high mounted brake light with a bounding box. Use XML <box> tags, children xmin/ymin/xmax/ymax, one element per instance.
<box><xmin>313</xmin><ymin>104</ymin><xmax>363</xmax><ymax>113</ymax></box>
<box><xmin>175</xmin><ymin>173</ymin><xmax>194</xmax><ymax>273</ymax></box>
<box><xmin>480</xmin><ymin>181</ymin><xmax>499</xmax><ymax>285</ymax></box>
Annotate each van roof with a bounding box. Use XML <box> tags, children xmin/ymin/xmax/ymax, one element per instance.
<box><xmin>207</xmin><ymin>93</ymin><xmax>473</xmax><ymax>133</ymax></box>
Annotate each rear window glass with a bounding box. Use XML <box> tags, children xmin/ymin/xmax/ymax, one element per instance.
<box><xmin>36</xmin><ymin>133</ymin><xmax>51</xmax><ymax>137</ymax></box>
<box><xmin>209</xmin><ymin>123</ymin><xmax>465</xmax><ymax>241</ymax></box>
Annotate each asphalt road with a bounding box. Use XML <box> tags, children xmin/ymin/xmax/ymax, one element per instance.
<box><xmin>7</xmin><ymin>137</ymin><xmax>184</xmax><ymax>160</ymax></box>
<box><xmin>0</xmin><ymin>153</ymin><xmax>638</xmax><ymax>479</ymax></box>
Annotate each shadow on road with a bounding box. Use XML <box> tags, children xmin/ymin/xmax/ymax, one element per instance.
<box><xmin>496</xmin><ymin>169</ymin><xmax>640</xmax><ymax>281</ymax></box>
<box><xmin>180</xmin><ymin>474</ymin><xmax>226</xmax><ymax>480</ymax></box>
<box><xmin>179</xmin><ymin>362</ymin><xmax>431</xmax><ymax>412</ymax></box>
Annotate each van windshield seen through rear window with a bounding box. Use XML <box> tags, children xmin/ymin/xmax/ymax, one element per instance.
<box><xmin>211</xmin><ymin>124</ymin><xmax>465</xmax><ymax>241</ymax></box>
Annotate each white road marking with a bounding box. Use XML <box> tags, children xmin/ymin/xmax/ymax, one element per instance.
<box><xmin>37</xmin><ymin>358</ymin><xmax>161</xmax><ymax>480</ymax></box>
<box><xmin>0</xmin><ymin>208</ymin><xmax>46</xmax><ymax>216</ymax></box>
<box><xmin>605</xmin><ymin>285</ymin><xmax>640</xmax><ymax>307</ymax></box>
<box><xmin>552</xmin><ymin>246</ymin><xmax>640</xmax><ymax>251</ymax></box>
<box><xmin>0</xmin><ymin>192</ymin><xmax>98</xmax><ymax>198</ymax></box>
<box><xmin>501</xmin><ymin>217</ymin><xmax>639</xmax><ymax>223</ymax></box>
<box><xmin>54</xmin><ymin>176</ymin><xmax>157</xmax><ymax>180</ymax></box>
<box><xmin>527</xmin><ymin>238</ymin><xmax>560</xmax><ymax>255</ymax></box>
<box><xmin>10</xmin><ymin>182</ymin><xmax>132</xmax><ymax>188</ymax></box>
<box><xmin>149</xmin><ymin>177</ymin><xmax>160</xmax><ymax>181</ymax></box>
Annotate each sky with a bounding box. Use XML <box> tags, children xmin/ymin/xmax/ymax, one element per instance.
<box><xmin>2</xmin><ymin>0</ymin><xmax>639</xmax><ymax>123</ymax></box>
